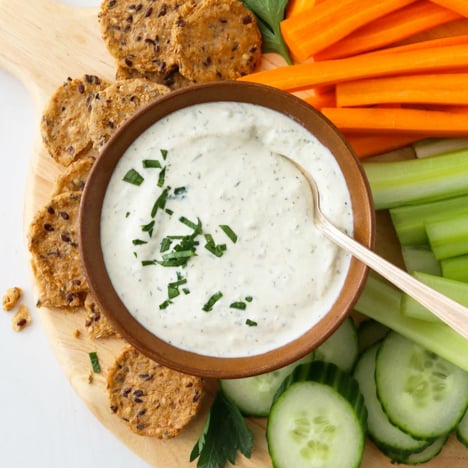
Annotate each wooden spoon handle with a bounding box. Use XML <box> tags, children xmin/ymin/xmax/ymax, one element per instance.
<box><xmin>0</xmin><ymin>0</ymin><xmax>113</xmax><ymax>108</ymax></box>
<box><xmin>320</xmin><ymin>219</ymin><xmax>468</xmax><ymax>340</ymax></box>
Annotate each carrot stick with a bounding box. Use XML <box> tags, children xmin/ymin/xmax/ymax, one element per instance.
<box><xmin>430</xmin><ymin>0</ymin><xmax>468</xmax><ymax>17</ymax></box>
<box><xmin>280</xmin><ymin>0</ymin><xmax>417</xmax><ymax>61</ymax></box>
<box><xmin>239</xmin><ymin>44</ymin><xmax>468</xmax><ymax>91</ymax></box>
<box><xmin>321</xmin><ymin>106</ymin><xmax>468</xmax><ymax>136</ymax></box>
<box><xmin>336</xmin><ymin>73</ymin><xmax>468</xmax><ymax>107</ymax></box>
<box><xmin>286</xmin><ymin>0</ymin><xmax>316</xmax><ymax>18</ymax></box>
<box><xmin>316</xmin><ymin>1</ymin><xmax>461</xmax><ymax>60</ymax></box>
<box><xmin>303</xmin><ymin>91</ymin><xmax>336</xmax><ymax>109</ymax></box>
<box><xmin>345</xmin><ymin>134</ymin><xmax>423</xmax><ymax>157</ymax></box>
<box><xmin>363</xmin><ymin>33</ymin><xmax>468</xmax><ymax>56</ymax></box>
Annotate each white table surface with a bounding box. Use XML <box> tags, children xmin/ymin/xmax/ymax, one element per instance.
<box><xmin>0</xmin><ymin>1</ymin><xmax>149</xmax><ymax>466</ymax></box>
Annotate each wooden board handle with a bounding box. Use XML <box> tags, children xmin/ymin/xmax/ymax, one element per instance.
<box><xmin>0</xmin><ymin>0</ymin><xmax>115</xmax><ymax>109</ymax></box>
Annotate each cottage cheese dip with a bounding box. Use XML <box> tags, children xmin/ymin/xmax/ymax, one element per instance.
<box><xmin>101</xmin><ymin>102</ymin><xmax>353</xmax><ymax>358</ymax></box>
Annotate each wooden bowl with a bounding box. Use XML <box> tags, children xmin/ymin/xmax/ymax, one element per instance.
<box><xmin>79</xmin><ymin>81</ymin><xmax>375</xmax><ymax>379</ymax></box>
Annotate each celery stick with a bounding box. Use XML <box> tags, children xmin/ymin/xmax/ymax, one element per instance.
<box><xmin>426</xmin><ymin>212</ymin><xmax>468</xmax><ymax>260</ymax></box>
<box><xmin>389</xmin><ymin>194</ymin><xmax>468</xmax><ymax>246</ymax></box>
<box><xmin>354</xmin><ymin>275</ymin><xmax>468</xmax><ymax>372</ymax></box>
<box><xmin>442</xmin><ymin>255</ymin><xmax>468</xmax><ymax>283</ymax></box>
<box><xmin>401</xmin><ymin>245</ymin><xmax>441</xmax><ymax>275</ymax></box>
<box><xmin>413</xmin><ymin>137</ymin><xmax>468</xmax><ymax>159</ymax></box>
<box><xmin>363</xmin><ymin>149</ymin><xmax>468</xmax><ymax>210</ymax></box>
<box><xmin>401</xmin><ymin>272</ymin><xmax>468</xmax><ymax>323</ymax></box>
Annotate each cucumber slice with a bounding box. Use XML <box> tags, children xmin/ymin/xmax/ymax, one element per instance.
<box><xmin>314</xmin><ymin>317</ymin><xmax>359</xmax><ymax>372</ymax></box>
<box><xmin>456</xmin><ymin>408</ymin><xmax>468</xmax><ymax>447</ymax></box>
<box><xmin>357</xmin><ymin>319</ymin><xmax>389</xmax><ymax>352</ymax></box>
<box><xmin>267</xmin><ymin>362</ymin><xmax>366</xmax><ymax>468</ymax></box>
<box><xmin>382</xmin><ymin>435</ymin><xmax>449</xmax><ymax>465</ymax></box>
<box><xmin>353</xmin><ymin>343</ymin><xmax>430</xmax><ymax>454</ymax></box>
<box><xmin>376</xmin><ymin>331</ymin><xmax>468</xmax><ymax>439</ymax></box>
<box><xmin>220</xmin><ymin>352</ymin><xmax>314</xmax><ymax>417</ymax></box>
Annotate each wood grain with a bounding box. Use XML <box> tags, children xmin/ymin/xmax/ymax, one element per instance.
<box><xmin>0</xmin><ymin>0</ymin><xmax>466</xmax><ymax>466</ymax></box>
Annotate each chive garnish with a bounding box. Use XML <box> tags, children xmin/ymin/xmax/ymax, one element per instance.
<box><xmin>230</xmin><ymin>301</ymin><xmax>246</xmax><ymax>310</ymax></box>
<box><xmin>89</xmin><ymin>352</ymin><xmax>101</xmax><ymax>373</ymax></box>
<box><xmin>220</xmin><ymin>224</ymin><xmax>238</xmax><ymax>243</ymax></box>
<box><xmin>151</xmin><ymin>186</ymin><xmax>170</xmax><ymax>218</ymax></box>
<box><xmin>142</xmin><ymin>159</ymin><xmax>161</xmax><ymax>169</ymax></box>
<box><xmin>182</xmin><ymin>288</ymin><xmax>190</xmax><ymax>295</ymax></box>
<box><xmin>141</xmin><ymin>220</ymin><xmax>155</xmax><ymax>237</ymax></box>
<box><xmin>125</xmin><ymin>211</ymin><xmax>130</xmax><ymax>218</ymax></box>
<box><xmin>179</xmin><ymin>216</ymin><xmax>199</xmax><ymax>231</ymax></box>
<box><xmin>157</xmin><ymin>166</ymin><xmax>166</xmax><ymax>188</ymax></box>
<box><xmin>204</xmin><ymin>234</ymin><xmax>227</xmax><ymax>257</ymax></box>
<box><xmin>142</xmin><ymin>259</ymin><xmax>157</xmax><ymax>266</ymax></box>
<box><xmin>123</xmin><ymin>168</ymin><xmax>144</xmax><ymax>185</ymax></box>
<box><xmin>203</xmin><ymin>291</ymin><xmax>223</xmax><ymax>312</ymax></box>
<box><xmin>174</xmin><ymin>186</ymin><xmax>187</xmax><ymax>195</ymax></box>
<box><xmin>162</xmin><ymin>250</ymin><xmax>197</xmax><ymax>261</ymax></box>
<box><xmin>245</xmin><ymin>319</ymin><xmax>257</xmax><ymax>327</ymax></box>
<box><xmin>168</xmin><ymin>286</ymin><xmax>180</xmax><ymax>299</ymax></box>
<box><xmin>160</xmin><ymin>237</ymin><xmax>173</xmax><ymax>253</ymax></box>
<box><xmin>159</xmin><ymin>299</ymin><xmax>172</xmax><ymax>310</ymax></box>
<box><xmin>245</xmin><ymin>296</ymin><xmax>253</xmax><ymax>302</ymax></box>
<box><xmin>160</xmin><ymin>149</ymin><xmax>168</xmax><ymax>160</ymax></box>
<box><xmin>132</xmin><ymin>239</ymin><xmax>147</xmax><ymax>245</ymax></box>
<box><xmin>165</xmin><ymin>208</ymin><xmax>174</xmax><ymax>215</ymax></box>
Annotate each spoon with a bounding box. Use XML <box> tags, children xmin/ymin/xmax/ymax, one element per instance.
<box><xmin>279</xmin><ymin>153</ymin><xmax>468</xmax><ymax>340</ymax></box>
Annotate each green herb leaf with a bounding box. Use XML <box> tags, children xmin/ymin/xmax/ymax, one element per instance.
<box><xmin>141</xmin><ymin>220</ymin><xmax>155</xmax><ymax>237</ymax></box>
<box><xmin>174</xmin><ymin>186</ymin><xmax>187</xmax><ymax>195</ymax></box>
<box><xmin>142</xmin><ymin>159</ymin><xmax>161</xmax><ymax>169</ymax></box>
<box><xmin>159</xmin><ymin>299</ymin><xmax>172</xmax><ymax>310</ymax></box>
<box><xmin>160</xmin><ymin>237</ymin><xmax>173</xmax><ymax>253</ymax></box>
<box><xmin>204</xmin><ymin>234</ymin><xmax>227</xmax><ymax>257</ymax></box>
<box><xmin>190</xmin><ymin>390</ymin><xmax>253</xmax><ymax>467</ymax></box>
<box><xmin>123</xmin><ymin>168</ymin><xmax>144</xmax><ymax>185</ymax></box>
<box><xmin>160</xmin><ymin>148</ymin><xmax>168</xmax><ymax>160</ymax></box>
<box><xmin>89</xmin><ymin>352</ymin><xmax>101</xmax><ymax>373</ymax></box>
<box><xmin>157</xmin><ymin>166</ymin><xmax>166</xmax><ymax>188</ymax></box>
<box><xmin>182</xmin><ymin>287</ymin><xmax>190</xmax><ymax>295</ymax></box>
<box><xmin>202</xmin><ymin>291</ymin><xmax>223</xmax><ymax>312</ymax></box>
<box><xmin>219</xmin><ymin>224</ymin><xmax>238</xmax><ymax>243</ymax></box>
<box><xmin>165</xmin><ymin>208</ymin><xmax>174</xmax><ymax>216</ymax></box>
<box><xmin>142</xmin><ymin>259</ymin><xmax>157</xmax><ymax>266</ymax></box>
<box><xmin>241</xmin><ymin>0</ymin><xmax>291</xmax><ymax>64</ymax></box>
<box><xmin>151</xmin><ymin>186</ymin><xmax>171</xmax><ymax>218</ymax></box>
<box><xmin>245</xmin><ymin>296</ymin><xmax>253</xmax><ymax>302</ymax></box>
<box><xmin>230</xmin><ymin>301</ymin><xmax>247</xmax><ymax>310</ymax></box>
<box><xmin>246</xmin><ymin>318</ymin><xmax>258</xmax><ymax>327</ymax></box>
<box><xmin>132</xmin><ymin>239</ymin><xmax>147</xmax><ymax>245</ymax></box>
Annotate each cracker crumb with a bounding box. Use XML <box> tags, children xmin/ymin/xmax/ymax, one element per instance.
<box><xmin>73</xmin><ymin>328</ymin><xmax>81</xmax><ymax>338</ymax></box>
<box><xmin>11</xmin><ymin>304</ymin><xmax>32</xmax><ymax>332</ymax></box>
<box><xmin>2</xmin><ymin>286</ymin><xmax>22</xmax><ymax>311</ymax></box>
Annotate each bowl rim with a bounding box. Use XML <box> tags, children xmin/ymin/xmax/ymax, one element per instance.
<box><xmin>79</xmin><ymin>80</ymin><xmax>375</xmax><ymax>378</ymax></box>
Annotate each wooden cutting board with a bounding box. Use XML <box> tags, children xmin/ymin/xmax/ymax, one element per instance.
<box><xmin>0</xmin><ymin>0</ymin><xmax>466</xmax><ymax>466</ymax></box>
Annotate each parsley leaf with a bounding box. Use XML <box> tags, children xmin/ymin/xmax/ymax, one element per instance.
<box><xmin>241</xmin><ymin>0</ymin><xmax>291</xmax><ymax>64</ymax></box>
<box><xmin>190</xmin><ymin>390</ymin><xmax>254</xmax><ymax>468</ymax></box>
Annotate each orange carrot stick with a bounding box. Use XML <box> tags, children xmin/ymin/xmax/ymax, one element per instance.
<box><xmin>345</xmin><ymin>134</ymin><xmax>423</xmax><ymax>157</ymax></box>
<box><xmin>280</xmin><ymin>0</ymin><xmax>417</xmax><ymax>61</ymax></box>
<box><xmin>321</xmin><ymin>106</ymin><xmax>468</xmax><ymax>136</ymax></box>
<box><xmin>316</xmin><ymin>1</ymin><xmax>461</xmax><ymax>60</ymax></box>
<box><xmin>336</xmin><ymin>73</ymin><xmax>468</xmax><ymax>107</ymax></box>
<box><xmin>303</xmin><ymin>91</ymin><xmax>337</xmax><ymax>109</ymax></box>
<box><xmin>286</xmin><ymin>0</ymin><xmax>316</xmax><ymax>18</ymax></box>
<box><xmin>239</xmin><ymin>44</ymin><xmax>468</xmax><ymax>91</ymax></box>
<box><xmin>430</xmin><ymin>0</ymin><xmax>468</xmax><ymax>17</ymax></box>
<box><xmin>363</xmin><ymin>33</ymin><xmax>468</xmax><ymax>56</ymax></box>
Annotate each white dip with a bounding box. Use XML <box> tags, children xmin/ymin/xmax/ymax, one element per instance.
<box><xmin>101</xmin><ymin>102</ymin><xmax>353</xmax><ymax>357</ymax></box>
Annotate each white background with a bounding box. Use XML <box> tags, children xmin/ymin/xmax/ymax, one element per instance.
<box><xmin>0</xmin><ymin>1</ymin><xmax>149</xmax><ymax>466</ymax></box>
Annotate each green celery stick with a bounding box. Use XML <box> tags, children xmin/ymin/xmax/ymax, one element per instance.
<box><xmin>442</xmin><ymin>254</ymin><xmax>468</xmax><ymax>283</ymax></box>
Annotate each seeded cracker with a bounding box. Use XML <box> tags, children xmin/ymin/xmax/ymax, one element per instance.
<box><xmin>84</xmin><ymin>293</ymin><xmax>119</xmax><ymax>339</ymax></box>
<box><xmin>115</xmin><ymin>64</ymin><xmax>194</xmax><ymax>90</ymax></box>
<box><xmin>99</xmin><ymin>0</ymin><xmax>190</xmax><ymax>75</ymax></box>
<box><xmin>41</xmin><ymin>75</ymin><xmax>110</xmax><ymax>167</ymax></box>
<box><xmin>28</xmin><ymin>192</ymin><xmax>88</xmax><ymax>308</ymax></box>
<box><xmin>172</xmin><ymin>0</ymin><xmax>262</xmax><ymax>82</ymax></box>
<box><xmin>107</xmin><ymin>346</ymin><xmax>204</xmax><ymax>438</ymax></box>
<box><xmin>2</xmin><ymin>287</ymin><xmax>22</xmax><ymax>311</ymax></box>
<box><xmin>52</xmin><ymin>154</ymin><xmax>96</xmax><ymax>196</ymax></box>
<box><xmin>88</xmin><ymin>78</ymin><xmax>170</xmax><ymax>149</ymax></box>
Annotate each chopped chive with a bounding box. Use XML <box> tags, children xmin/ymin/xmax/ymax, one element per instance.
<box><xmin>141</xmin><ymin>220</ymin><xmax>155</xmax><ymax>237</ymax></box>
<box><xmin>123</xmin><ymin>168</ymin><xmax>144</xmax><ymax>185</ymax></box>
<box><xmin>162</xmin><ymin>250</ymin><xmax>197</xmax><ymax>261</ymax></box>
<box><xmin>165</xmin><ymin>208</ymin><xmax>174</xmax><ymax>215</ymax></box>
<box><xmin>142</xmin><ymin>159</ymin><xmax>161</xmax><ymax>168</ymax></box>
<box><xmin>179</xmin><ymin>216</ymin><xmax>199</xmax><ymax>230</ymax></box>
<box><xmin>142</xmin><ymin>259</ymin><xmax>157</xmax><ymax>266</ymax></box>
<box><xmin>245</xmin><ymin>319</ymin><xmax>257</xmax><ymax>327</ymax></box>
<box><xmin>174</xmin><ymin>186</ymin><xmax>187</xmax><ymax>195</ymax></box>
<box><xmin>245</xmin><ymin>296</ymin><xmax>253</xmax><ymax>302</ymax></box>
<box><xmin>125</xmin><ymin>211</ymin><xmax>130</xmax><ymax>218</ymax></box>
<box><xmin>160</xmin><ymin>237</ymin><xmax>173</xmax><ymax>253</ymax></box>
<box><xmin>182</xmin><ymin>288</ymin><xmax>190</xmax><ymax>295</ymax></box>
<box><xmin>89</xmin><ymin>352</ymin><xmax>101</xmax><ymax>373</ymax></box>
<box><xmin>151</xmin><ymin>186</ymin><xmax>170</xmax><ymax>218</ymax></box>
<box><xmin>132</xmin><ymin>239</ymin><xmax>147</xmax><ymax>245</ymax></box>
<box><xmin>204</xmin><ymin>234</ymin><xmax>227</xmax><ymax>257</ymax></box>
<box><xmin>160</xmin><ymin>149</ymin><xmax>168</xmax><ymax>160</ymax></box>
<box><xmin>230</xmin><ymin>301</ymin><xmax>246</xmax><ymax>310</ymax></box>
<box><xmin>159</xmin><ymin>299</ymin><xmax>172</xmax><ymax>310</ymax></box>
<box><xmin>133</xmin><ymin>252</ymin><xmax>137</xmax><ymax>258</ymax></box>
<box><xmin>202</xmin><ymin>291</ymin><xmax>223</xmax><ymax>312</ymax></box>
<box><xmin>168</xmin><ymin>286</ymin><xmax>180</xmax><ymax>299</ymax></box>
<box><xmin>220</xmin><ymin>224</ymin><xmax>238</xmax><ymax>243</ymax></box>
<box><xmin>157</xmin><ymin>166</ymin><xmax>166</xmax><ymax>187</ymax></box>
